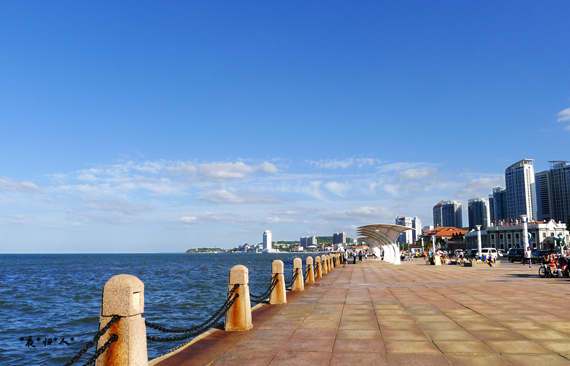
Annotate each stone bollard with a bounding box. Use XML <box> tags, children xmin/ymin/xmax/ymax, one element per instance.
<box><xmin>96</xmin><ymin>274</ymin><xmax>148</xmax><ymax>366</ymax></box>
<box><xmin>305</xmin><ymin>256</ymin><xmax>315</xmax><ymax>284</ymax></box>
<box><xmin>328</xmin><ymin>255</ymin><xmax>333</xmax><ymax>270</ymax></box>
<box><xmin>315</xmin><ymin>256</ymin><xmax>323</xmax><ymax>278</ymax></box>
<box><xmin>225</xmin><ymin>265</ymin><xmax>253</xmax><ymax>331</ymax></box>
<box><xmin>270</xmin><ymin>260</ymin><xmax>287</xmax><ymax>305</ymax></box>
<box><xmin>321</xmin><ymin>255</ymin><xmax>328</xmax><ymax>274</ymax></box>
<box><xmin>292</xmin><ymin>258</ymin><xmax>305</xmax><ymax>291</ymax></box>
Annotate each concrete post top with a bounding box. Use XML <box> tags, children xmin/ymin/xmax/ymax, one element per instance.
<box><xmin>306</xmin><ymin>256</ymin><xmax>313</xmax><ymax>264</ymax></box>
<box><xmin>229</xmin><ymin>265</ymin><xmax>249</xmax><ymax>285</ymax></box>
<box><xmin>293</xmin><ymin>257</ymin><xmax>302</xmax><ymax>268</ymax></box>
<box><xmin>101</xmin><ymin>274</ymin><xmax>144</xmax><ymax>317</ymax></box>
<box><xmin>271</xmin><ymin>260</ymin><xmax>284</xmax><ymax>273</ymax></box>
<box><xmin>315</xmin><ymin>256</ymin><xmax>321</xmax><ymax>263</ymax></box>
<box><xmin>321</xmin><ymin>255</ymin><xmax>326</xmax><ymax>261</ymax></box>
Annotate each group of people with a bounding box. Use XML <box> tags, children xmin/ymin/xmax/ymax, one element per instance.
<box><xmin>342</xmin><ymin>250</ymin><xmax>369</xmax><ymax>267</ymax></box>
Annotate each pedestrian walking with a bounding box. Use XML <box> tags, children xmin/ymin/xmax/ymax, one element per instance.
<box><xmin>524</xmin><ymin>247</ymin><xmax>532</xmax><ymax>268</ymax></box>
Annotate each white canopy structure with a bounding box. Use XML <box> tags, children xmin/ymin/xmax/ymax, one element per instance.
<box><xmin>356</xmin><ymin>224</ymin><xmax>414</xmax><ymax>265</ymax></box>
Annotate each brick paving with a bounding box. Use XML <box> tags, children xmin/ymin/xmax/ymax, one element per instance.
<box><xmin>153</xmin><ymin>258</ymin><xmax>570</xmax><ymax>366</ymax></box>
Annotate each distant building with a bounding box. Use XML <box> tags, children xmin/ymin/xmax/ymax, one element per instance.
<box><xmin>412</xmin><ymin>216</ymin><xmax>422</xmax><ymax>243</ymax></box>
<box><xmin>489</xmin><ymin>187</ymin><xmax>507</xmax><ymax>222</ymax></box>
<box><xmin>433</xmin><ymin>201</ymin><xmax>444</xmax><ymax>227</ymax></box>
<box><xmin>442</xmin><ymin>200</ymin><xmax>463</xmax><ymax>229</ymax></box>
<box><xmin>484</xmin><ymin>219</ymin><xmax>568</xmax><ymax>251</ymax></box>
<box><xmin>468</xmin><ymin>198</ymin><xmax>490</xmax><ymax>230</ymax></box>
<box><xmin>333</xmin><ymin>232</ymin><xmax>346</xmax><ymax>245</ymax></box>
<box><xmin>535</xmin><ymin>169</ymin><xmax>552</xmax><ymax>222</ymax></box>
<box><xmin>505</xmin><ymin>159</ymin><xmax>536</xmax><ymax>220</ymax></box>
<box><xmin>395</xmin><ymin>216</ymin><xmax>413</xmax><ymax>244</ymax></box>
<box><xmin>546</xmin><ymin>161</ymin><xmax>570</xmax><ymax>223</ymax></box>
<box><xmin>300</xmin><ymin>236</ymin><xmax>317</xmax><ymax>249</ymax></box>
<box><xmin>263</xmin><ymin>230</ymin><xmax>273</xmax><ymax>253</ymax></box>
<box><xmin>433</xmin><ymin>200</ymin><xmax>462</xmax><ymax>228</ymax></box>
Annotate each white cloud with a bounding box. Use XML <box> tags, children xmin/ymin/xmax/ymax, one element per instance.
<box><xmin>70</xmin><ymin>222</ymin><xmax>82</xmax><ymax>227</ymax></box>
<box><xmin>397</xmin><ymin>168</ymin><xmax>437</xmax><ymax>181</ymax></box>
<box><xmin>557</xmin><ymin>108</ymin><xmax>570</xmax><ymax>122</ymax></box>
<box><xmin>198</xmin><ymin>162</ymin><xmax>277</xmax><ymax>182</ymax></box>
<box><xmin>85</xmin><ymin>200</ymin><xmax>155</xmax><ymax>215</ymax></box>
<box><xmin>325</xmin><ymin>182</ymin><xmax>351</xmax><ymax>197</ymax></box>
<box><xmin>309</xmin><ymin>159</ymin><xmax>354</xmax><ymax>169</ymax></box>
<box><xmin>323</xmin><ymin>206</ymin><xmax>393</xmax><ymax>223</ymax></box>
<box><xmin>180</xmin><ymin>216</ymin><xmax>197</xmax><ymax>223</ymax></box>
<box><xmin>196</xmin><ymin>190</ymin><xmax>280</xmax><ymax>204</ymax></box>
<box><xmin>0</xmin><ymin>177</ymin><xmax>41</xmax><ymax>192</ymax></box>
<box><xmin>295</xmin><ymin>181</ymin><xmax>324</xmax><ymax>200</ymax></box>
<box><xmin>455</xmin><ymin>176</ymin><xmax>504</xmax><ymax>199</ymax></box>
<box><xmin>168</xmin><ymin>163</ymin><xmax>197</xmax><ymax>175</ymax></box>
<box><xmin>264</xmin><ymin>217</ymin><xmax>297</xmax><ymax>224</ymax></box>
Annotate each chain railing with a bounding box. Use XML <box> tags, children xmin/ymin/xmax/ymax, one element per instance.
<box><xmin>250</xmin><ymin>275</ymin><xmax>279</xmax><ymax>303</ymax></box>
<box><xmin>62</xmin><ymin>315</ymin><xmax>120</xmax><ymax>366</ymax></box>
<box><xmin>286</xmin><ymin>268</ymin><xmax>299</xmax><ymax>290</ymax></box>
<box><xmin>146</xmin><ymin>284</ymin><xmax>239</xmax><ymax>342</ymax></box>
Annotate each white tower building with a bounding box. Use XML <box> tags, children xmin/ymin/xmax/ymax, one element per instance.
<box><xmin>263</xmin><ymin>230</ymin><xmax>273</xmax><ymax>253</ymax></box>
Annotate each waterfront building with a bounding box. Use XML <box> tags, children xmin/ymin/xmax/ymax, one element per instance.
<box><xmin>412</xmin><ymin>216</ymin><xmax>422</xmax><ymax>243</ymax></box>
<box><xmin>468</xmin><ymin>198</ymin><xmax>491</xmax><ymax>230</ymax></box>
<box><xmin>433</xmin><ymin>201</ymin><xmax>443</xmax><ymax>227</ymax></box>
<box><xmin>300</xmin><ymin>236</ymin><xmax>317</xmax><ymax>249</ymax></box>
<box><xmin>263</xmin><ymin>230</ymin><xmax>273</xmax><ymax>253</ymax></box>
<box><xmin>484</xmin><ymin>219</ymin><xmax>568</xmax><ymax>251</ymax></box>
<box><xmin>547</xmin><ymin>161</ymin><xmax>570</xmax><ymax>223</ymax></box>
<box><xmin>535</xmin><ymin>169</ymin><xmax>552</xmax><ymax>221</ymax></box>
<box><xmin>333</xmin><ymin>232</ymin><xmax>346</xmax><ymax>245</ymax></box>
<box><xmin>420</xmin><ymin>227</ymin><xmax>468</xmax><ymax>252</ymax></box>
<box><xmin>442</xmin><ymin>200</ymin><xmax>463</xmax><ymax>229</ymax></box>
<box><xmin>505</xmin><ymin>159</ymin><xmax>537</xmax><ymax>220</ymax></box>
<box><xmin>395</xmin><ymin>216</ymin><xmax>413</xmax><ymax>244</ymax></box>
<box><xmin>489</xmin><ymin>187</ymin><xmax>507</xmax><ymax>222</ymax></box>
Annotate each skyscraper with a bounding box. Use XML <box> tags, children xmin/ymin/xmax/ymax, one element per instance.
<box><xmin>535</xmin><ymin>169</ymin><xmax>552</xmax><ymax>221</ymax></box>
<box><xmin>441</xmin><ymin>200</ymin><xmax>463</xmax><ymax>229</ymax></box>
<box><xmin>547</xmin><ymin>161</ymin><xmax>570</xmax><ymax>223</ymax></box>
<box><xmin>395</xmin><ymin>216</ymin><xmax>413</xmax><ymax>244</ymax></box>
<box><xmin>263</xmin><ymin>230</ymin><xmax>273</xmax><ymax>252</ymax></box>
<box><xmin>412</xmin><ymin>216</ymin><xmax>422</xmax><ymax>243</ymax></box>
<box><xmin>505</xmin><ymin>159</ymin><xmax>537</xmax><ymax>220</ymax></box>
<box><xmin>489</xmin><ymin>187</ymin><xmax>507</xmax><ymax>222</ymax></box>
<box><xmin>468</xmin><ymin>198</ymin><xmax>490</xmax><ymax>230</ymax></box>
<box><xmin>433</xmin><ymin>201</ymin><xmax>444</xmax><ymax>227</ymax></box>
<box><xmin>333</xmin><ymin>232</ymin><xmax>346</xmax><ymax>245</ymax></box>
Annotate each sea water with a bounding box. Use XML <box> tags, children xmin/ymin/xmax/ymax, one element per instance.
<box><xmin>0</xmin><ymin>253</ymin><xmax>313</xmax><ymax>365</ymax></box>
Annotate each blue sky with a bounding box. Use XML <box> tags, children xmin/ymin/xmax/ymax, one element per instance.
<box><xmin>1</xmin><ymin>1</ymin><xmax>569</xmax><ymax>253</ymax></box>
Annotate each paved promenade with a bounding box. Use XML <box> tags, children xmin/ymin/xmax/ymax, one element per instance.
<box><xmin>155</xmin><ymin>259</ymin><xmax>570</xmax><ymax>366</ymax></box>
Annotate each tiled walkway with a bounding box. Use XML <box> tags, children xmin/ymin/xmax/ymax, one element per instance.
<box><xmin>154</xmin><ymin>259</ymin><xmax>570</xmax><ymax>366</ymax></box>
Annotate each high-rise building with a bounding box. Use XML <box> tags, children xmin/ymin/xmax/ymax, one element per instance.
<box><xmin>505</xmin><ymin>159</ymin><xmax>537</xmax><ymax>220</ymax></box>
<box><xmin>412</xmin><ymin>216</ymin><xmax>422</xmax><ymax>243</ymax></box>
<box><xmin>300</xmin><ymin>236</ymin><xmax>317</xmax><ymax>249</ymax></box>
<box><xmin>263</xmin><ymin>230</ymin><xmax>273</xmax><ymax>252</ymax></box>
<box><xmin>395</xmin><ymin>216</ymin><xmax>413</xmax><ymax>244</ymax></box>
<box><xmin>433</xmin><ymin>201</ymin><xmax>444</xmax><ymax>227</ymax></box>
<box><xmin>535</xmin><ymin>170</ymin><xmax>552</xmax><ymax>222</ymax></box>
<box><xmin>333</xmin><ymin>232</ymin><xmax>346</xmax><ymax>245</ymax></box>
<box><xmin>547</xmin><ymin>161</ymin><xmax>570</xmax><ymax>223</ymax></box>
<box><xmin>468</xmin><ymin>198</ymin><xmax>490</xmax><ymax>230</ymax></box>
<box><xmin>489</xmin><ymin>187</ymin><xmax>507</xmax><ymax>222</ymax></box>
<box><xmin>442</xmin><ymin>200</ymin><xmax>463</xmax><ymax>228</ymax></box>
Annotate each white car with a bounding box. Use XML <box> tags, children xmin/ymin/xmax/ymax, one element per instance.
<box><xmin>481</xmin><ymin>247</ymin><xmax>498</xmax><ymax>260</ymax></box>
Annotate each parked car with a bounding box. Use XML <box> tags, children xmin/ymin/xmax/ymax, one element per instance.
<box><xmin>507</xmin><ymin>248</ymin><xmax>525</xmax><ymax>263</ymax></box>
<box><xmin>531</xmin><ymin>249</ymin><xmax>550</xmax><ymax>264</ymax></box>
<box><xmin>497</xmin><ymin>249</ymin><xmax>504</xmax><ymax>257</ymax></box>
<box><xmin>481</xmin><ymin>247</ymin><xmax>498</xmax><ymax>260</ymax></box>
<box><xmin>465</xmin><ymin>249</ymin><xmax>479</xmax><ymax>260</ymax></box>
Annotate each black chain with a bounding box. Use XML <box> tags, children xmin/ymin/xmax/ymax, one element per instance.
<box><xmin>251</xmin><ymin>275</ymin><xmax>279</xmax><ymax>300</ymax></box>
<box><xmin>251</xmin><ymin>275</ymin><xmax>279</xmax><ymax>303</ymax></box>
<box><xmin>63</xmin><ymin>315</ymin><xmax>120</xmax><ymax>366</ymax></box>
<box><xmin>77</xmin><ymin>334</ymin><xmax>118</xmax><ymax>366</ymax></box>
<box><xmin>146</xmin><ymin>284</ymin><xmax>239</xmax><ymax>335</ymax></box>
<box><xmin>304</xmin><ymin>265</ymin><xmax>311</xmax><ymax>279</ymax></box>
<box><xmin>147</xmin><ymin>293</ymin><xmax>239</xmax><ymax>342</ymax></box>
<box><xmin>286</xmin><ymin>269</ymin><xmax>299</xmax><ymax>288</ymax></box>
